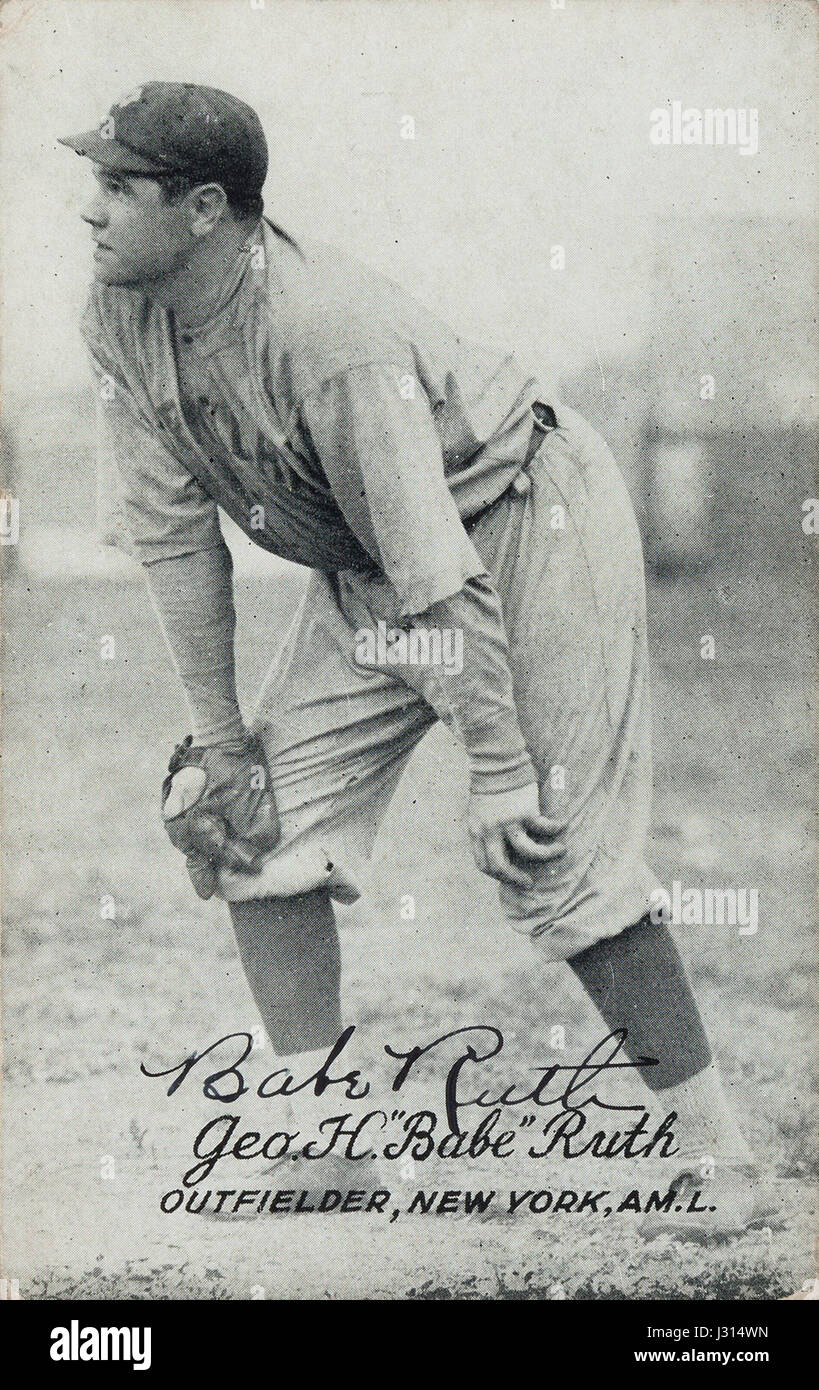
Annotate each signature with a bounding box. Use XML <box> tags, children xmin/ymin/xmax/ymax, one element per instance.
<box><xmin>141</xmin><ymin>1024</ymin><xmax>679</xmax><ymax>1187</ymax></box>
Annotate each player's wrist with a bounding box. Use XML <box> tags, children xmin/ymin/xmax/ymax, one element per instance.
<box><xmin>459</xmin><ymin>707</ymin><xmax>535</xmax><ymax>798</ymax></box>
<box><xmin>468</xmin><ymin>756</ymin><xmax>537</xmax><ymax>799</ymax></box>
<box><xmin>189</xmin><ymin>716</ymin><xmax>250</xmax><ymax>751</ymax></box>
<box><xmin>200</xmin><ymin>733</ymin><xmax>253</xmax><ymax>756</ymax></box>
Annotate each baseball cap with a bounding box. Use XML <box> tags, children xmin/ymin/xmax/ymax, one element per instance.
<box><xmin>59</xmin><ymin>82</ymin><xmax>267</xmax><ymax>199</ymax></box>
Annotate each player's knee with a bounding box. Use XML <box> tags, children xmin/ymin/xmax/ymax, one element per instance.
<box><xmin>216</xmin><ymin>840</ymin><xmax>360</xmax><ymax>905</ymax></box>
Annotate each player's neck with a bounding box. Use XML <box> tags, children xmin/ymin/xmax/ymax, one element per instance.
<box><xmin>144</xmin><ymin>221</ymin><xmax>257</xmax><ymax>331</ymax></box>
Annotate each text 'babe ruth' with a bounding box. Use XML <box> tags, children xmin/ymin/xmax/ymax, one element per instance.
<box><xmin>61</xmin><ymin>83</ymin><xmax>774</xmax><ymax>1233</ymax></box>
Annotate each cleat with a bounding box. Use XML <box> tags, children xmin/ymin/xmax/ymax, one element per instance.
<box><xmin>640</xmin><ymin>1163</ymin><xmax>783</xmax><ymax>1243</ymax></box>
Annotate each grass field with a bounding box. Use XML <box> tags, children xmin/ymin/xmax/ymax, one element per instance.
<box><xmin>1</xmin><ymin>556</ymin><xmax>816</xmax><ymax>1300</ymax></box>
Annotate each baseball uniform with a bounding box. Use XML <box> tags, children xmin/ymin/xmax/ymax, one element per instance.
<box><xmin>84</xmin><ymin>218</ymin><xmax>660</xmax><ymax>961</ymax></box>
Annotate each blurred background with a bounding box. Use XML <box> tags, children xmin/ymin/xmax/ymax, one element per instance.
<box><xmin>1</xmin><ymin>0</ymin><xmax>817</xmax><ymax>1300</ymax></box>
<box><xmin>1</xmin><ymin>0</ymin><xmax>816</xmax><ymax>579</ymax></box>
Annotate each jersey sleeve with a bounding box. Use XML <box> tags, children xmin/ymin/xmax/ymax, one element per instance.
<box><xmin>88</xmin><ymin>350</ymin><xmax>223</xmax><ymax>564</ymax></box>
<box><xmin>299</xmin><ymin>362</ymin><xmax>486</xmax><ymax>617</ymax></box>
<box><xmin>400</xmin><ymin>576</ymin><xmax>537</xmax><ymax>796</ymax></box>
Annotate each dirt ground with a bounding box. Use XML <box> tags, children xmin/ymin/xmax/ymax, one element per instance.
<box><xmin>1</xmin><ymin>559</ymin><xmax>816</xmax><ymax>1300</ymax></box>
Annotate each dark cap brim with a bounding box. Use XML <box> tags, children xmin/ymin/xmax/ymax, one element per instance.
<box><xmin>58</xmin><ymin>129</ymin><xmax>171</xmax><ymax>175</ymax></box>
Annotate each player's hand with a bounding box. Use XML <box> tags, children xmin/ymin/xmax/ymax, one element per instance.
<box><xmin>162</xmin><ymin>735</ymin><xmax>280</xmax><ymax>899</ymax></box>
<box><xmin>467</xmin><ymin>782</ymin><xmax>565</xmax><ymax>889</ymax></box>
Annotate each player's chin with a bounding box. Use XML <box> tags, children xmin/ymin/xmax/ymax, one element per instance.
<box><xmin>92</xmin><ymin>264</ymin><xmax>129</xmax><ymax>285</ymax></box>
<box><xmin>91</xmin><ymin>251</ymin><xmax>142</xmax><ymax>286</ymax></box>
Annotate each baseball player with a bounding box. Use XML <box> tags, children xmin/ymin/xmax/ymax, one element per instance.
<box><xmin>62</xmin><ymin>83</ymin><xmax>773</xmax><ymax>1236</ymax></box>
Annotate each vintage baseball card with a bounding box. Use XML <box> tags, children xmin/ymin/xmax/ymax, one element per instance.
<box><xmin>1</xmin><ymin>0</ymin><xmax>816</xmax><ymax>1345</ymax></box>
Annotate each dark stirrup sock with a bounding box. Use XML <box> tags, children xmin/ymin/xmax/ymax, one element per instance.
<box><xmin>228</xmin><ymin>888</ymin><xmax>342</xmax><ymax>1054</ymax></box>
<box><xmin>567</xmin><ymin>917</ymin><xmax>713</xmax><ymax>1090</ymax></box>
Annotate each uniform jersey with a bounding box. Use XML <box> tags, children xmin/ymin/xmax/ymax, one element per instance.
<box><xmin>82</xmin><ymin>218</ymin><xmax>660</xmax><ymax>957</ymax></box>
<box><xmin>83</xmin><ymin>218</ymin><xmax>540</xmax><ymax>615</ymax></box>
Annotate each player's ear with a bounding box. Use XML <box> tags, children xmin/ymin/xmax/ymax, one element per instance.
<box><xmin>188</xmin><ymin>183</ymin><xmax>228</xmax><ymax>238</ymax></box>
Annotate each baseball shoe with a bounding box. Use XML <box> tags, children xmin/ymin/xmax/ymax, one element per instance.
<box><xmin>640</xmin><ymin>1162</ymin><xmax>782</xmax><ymax>1243</ymax></box>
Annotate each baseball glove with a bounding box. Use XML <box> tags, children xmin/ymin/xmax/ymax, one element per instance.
<box><xmin>162</xmin><ymin>734</ymin><xmax>280</xmax><ymax>899</ymax></box>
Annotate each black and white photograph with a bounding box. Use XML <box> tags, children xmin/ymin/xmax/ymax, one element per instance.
<box><xmin>1</xmin><ymin>0</ymin><xmax>816</xmax><ymax>1328</ymax></box>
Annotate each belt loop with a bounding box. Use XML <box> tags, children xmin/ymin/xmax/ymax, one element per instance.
<box><xmin>532</xmin><ymin>400</ymin><xmax>558</xmax><ymax>432</ymax></box>
<box><xmin>524</xmin><ymin>400</ymin><xmax>558</xmax><ymax>467</ymax></box>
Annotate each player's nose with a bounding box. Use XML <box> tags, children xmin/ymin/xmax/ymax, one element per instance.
<box><xmin>81</xmin><ymin>194</ymin><xmax>108</xmax><ymax>229</ymax></box>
